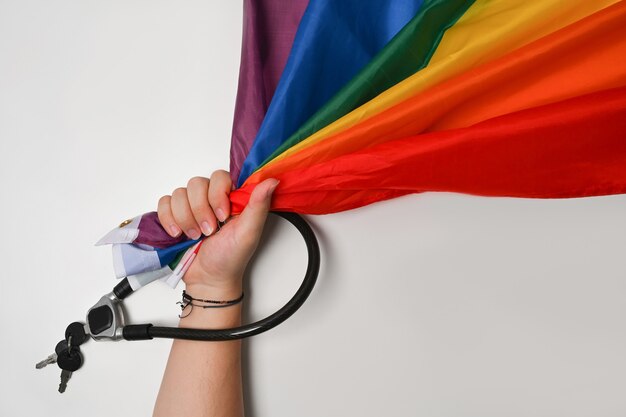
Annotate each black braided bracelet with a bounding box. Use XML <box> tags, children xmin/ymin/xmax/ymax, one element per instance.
<box><xmin>177</xmin><ymin>290</ymin><xmax>245</xmax><ymax>318</ymax></box>
<box><xmin>182</xmin><ymin>290</ymin><xmax>244</xmax><ymax>305</ymax></box>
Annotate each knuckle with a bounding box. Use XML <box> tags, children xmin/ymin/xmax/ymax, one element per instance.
<box><xmin>211</xmin><ymin>169</ymin><xmax>229</xmax><ymax>179</ymax></box>
<box><xmin>172</xmin><ymin>187</ymin><xmax>187</xmax><ymax>198</ymax></box>
<box><xmin>211</xmin><ymin>170</ymin><xmax>232</xmax><ymax>188</ymax></box>
<box><xmin>158</xmin><ymin>195</ymin><xmax>171</xmax><ymax>206</ymax></box>
<box><xmin>187</xmin><ymin>176</ymin><xmax>207</xmax><ymax>188</ymax></box>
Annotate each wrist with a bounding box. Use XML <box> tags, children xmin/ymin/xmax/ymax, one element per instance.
<box><xmin>178</xmin><ymin>285</ymin><xmax>243</xmax><ymax>329</ymax></box>
<box><xmin>184</xmin><ymin>263</ymin><xmax>243</xmax><ymax>296</ymax></box>
<box><xmin>184</xmin><ymin>280</ymin><xmax>243</xmax><ymax>300</ymax></box>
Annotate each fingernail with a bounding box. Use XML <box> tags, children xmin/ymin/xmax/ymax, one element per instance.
<box><xmin>201</xmin><ymin>221</ymin><xmax>213</xmax><ymax>236</ymax></box>
<box><xmin>170</xmin><ymin>224</ymin><xmax>181</xmax><ymax>237</ymax></box>
<box><xmin>215</xmin><ymin>208</ymin><xmax>226</xmax><ymax>222</ymax></box>
<box><xmin>187</xmin><ymin>229</ymin><xmax>200</xmax><ymax>239</ymax></box>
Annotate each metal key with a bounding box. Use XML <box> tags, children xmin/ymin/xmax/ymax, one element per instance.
<box><xmin>58</xmin><ymin>370</ymin><xmax>72</xmax><ymax>393</ymax></box>
<box><xmin>56</xmin><ymin>341</ymin><xmax>83</xmax><ymax>393</ymax></box>
<box><xmin>35</xmin><ymin>340</ymin><xmax>69</xmax><ymax>370</ymax></box>
<box><xmin>57</xmin><ymin>352</ymin><xmax>83</xmax><ymax>393</ymax></box>
<box><xmin>35</xmin><ymin>354</ymin><xmax>57</xmax><ymax>369</ymax></box>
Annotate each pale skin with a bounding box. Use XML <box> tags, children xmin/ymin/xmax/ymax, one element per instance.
<box><xmin>152</xmin><ymin>170</ymin><xmax>279</xmax><ymax>417</ymax></box>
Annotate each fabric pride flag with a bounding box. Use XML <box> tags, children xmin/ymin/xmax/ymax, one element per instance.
<box><xmin>101</xmin><ymin>0</ymin><xmax>626</xmax><ymax>287</ymax></box>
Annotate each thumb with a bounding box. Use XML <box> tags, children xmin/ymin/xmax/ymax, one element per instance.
<box><xmin>236</xmin><ymin>178</ymin><xmax>279</xmax><ymax>244</ymax></box>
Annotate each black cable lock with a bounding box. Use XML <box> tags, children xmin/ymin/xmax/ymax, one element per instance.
<box><xmin>37</xmin><ymin>212</ymin><xmax>320</xmax><ymax>393</ymax></box>
<box><xmin>101</xmin><ymin>211</ymin><xmax>320</xmax><ymax>341</ymax></box>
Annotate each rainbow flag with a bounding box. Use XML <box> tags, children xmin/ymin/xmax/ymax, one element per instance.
<box><xmin>101</xmin><ymin>0</ymin><xmax>626</xmax><ymax>286</ymax></box>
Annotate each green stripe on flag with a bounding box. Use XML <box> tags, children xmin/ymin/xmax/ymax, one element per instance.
<box><xmin>260</xmin><ymin>0</ymin><xmax>476</xmax><ymax>169</ymax></box>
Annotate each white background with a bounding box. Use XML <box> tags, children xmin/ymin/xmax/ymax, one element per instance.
<box><xmin>1</xmin><ymin>1</ymin><xmax>625</xmax><ymax>416</ymax></box>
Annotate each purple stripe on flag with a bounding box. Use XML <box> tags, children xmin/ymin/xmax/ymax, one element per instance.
<box><xmin>229</xmin><ymin>0</ymin><xmax>309</xmax><ymax>182</ymax></box>
<box><xmin>135</xmin><ymin>211</ymin><xmax>186</xmax><ymax>249</ymax></box>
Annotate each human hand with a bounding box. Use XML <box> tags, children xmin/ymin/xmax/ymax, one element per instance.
<box><xmin>157</xmin><ymin>170</ymin><xmax>279</xmax><ymax>298</ymax></box>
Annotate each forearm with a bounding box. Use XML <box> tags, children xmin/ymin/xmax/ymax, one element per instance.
<box><xmin>152</xmin><ymin>172</ymin><xmax>276</xmax><ymax>416</ymax></box>
<box><xmin>153</xmin><ymin>282</ymin><xmax>244</xmax><ymax>417</ymax></box>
